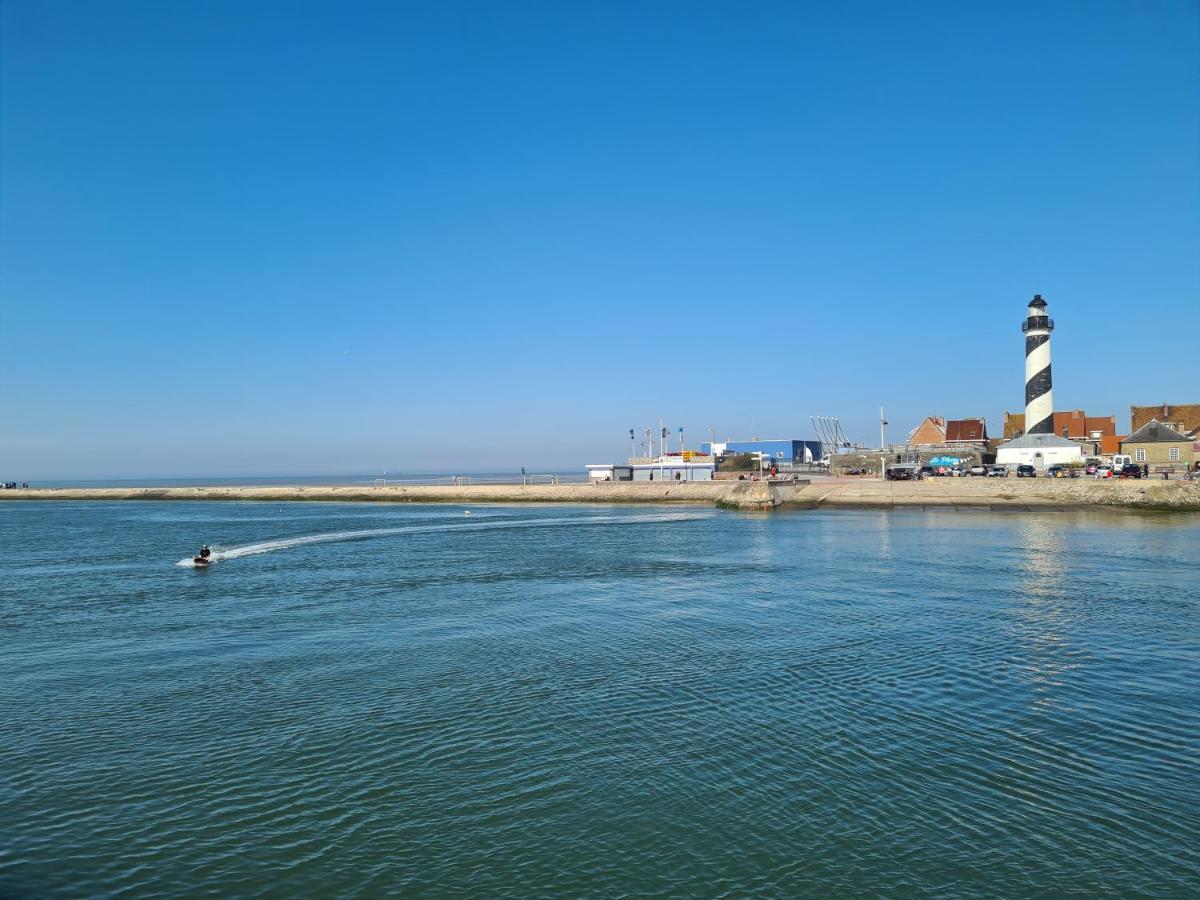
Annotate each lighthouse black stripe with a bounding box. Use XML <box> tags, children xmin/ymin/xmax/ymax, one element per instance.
<box><xmin>1026</xmin><ymin>364</ymin><xmax>1053</xmax><ymax>407</ymax></box>
<box><xmin>1027</xmin><ymin>413</ymin><xmax>1055</xmax><ymax>435</ymax></box>
<box><xmin>1025</xmin><ymin>333</ymin><xmax>1049</xmax><ymax>355</ymax></box>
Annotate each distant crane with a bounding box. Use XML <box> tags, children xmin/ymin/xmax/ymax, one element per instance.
<box><xmin>811</xmin><ymin>416</ymin><xmax>854</xmax><ymax>460</ymax></box>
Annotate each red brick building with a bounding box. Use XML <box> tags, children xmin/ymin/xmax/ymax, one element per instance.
<box><xmin>906</xmin><ymin>416</ymin><xmax>947</xmax><ymax>448</ymax></box>
<box><xmin>945</xmin><ymin>418</ymin><xmax>988</xmax><ymax>447</ymax></box>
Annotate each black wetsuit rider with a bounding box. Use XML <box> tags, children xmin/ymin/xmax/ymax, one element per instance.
<box><xmin>199</xmin><ymin>545</ymin><xmax>211</xmax><ymax>560</ymax></box>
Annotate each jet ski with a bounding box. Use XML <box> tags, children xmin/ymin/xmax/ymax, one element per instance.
<box><xmin>193</xmin><ymin>556</ymin><xmax>212</xmax><ymax>568</ymax></box>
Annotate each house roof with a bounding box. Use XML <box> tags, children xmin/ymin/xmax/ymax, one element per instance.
<box><xmin>998</xmin><ymin>432</ymin><xmax>1079</xmax><ymax>450</ymax></box>
<box><xmin>906</xmin><ymin>416</ymin><xmax>946</xmax><ymax>445</ymax></box>
<box><xmin>1123</xmin><ymin>419</ymin><xmax>1191</xmax><ymax>444</ymax></box>
<box><xmin>945</xmin><ymin>418</ymin><xmax>987</xmax><ymax>442</ymax></box>
<box><xmin>1100</xmin><ymin>434</ymin><xmax>1124</xmax><ymax>456</ymax></box>
<box><xmin>1002</xmin><ymin>410</ymin><xmax>1115</xmax><ymax>439</ymax></box>
<box><xmin>1052</xmin><ymin>410</ymin><xmax>1087</xmax><ymax>437</ymax></box>
<box><xmin>1130</xmin><ymin>403</ymin><xmax>1200</xmax><ymax>435</ymax></box>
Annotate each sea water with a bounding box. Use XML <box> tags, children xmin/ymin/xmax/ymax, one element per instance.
<box><xmin>2</xmin><ymin>502</ymin><xmax>1198</xmax><ymax>896</ymax></box>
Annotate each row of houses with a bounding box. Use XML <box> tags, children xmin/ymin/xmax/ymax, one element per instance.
<box><xmin>906</xmin><ymin>403</ymin><xmax>1200</xmax><ymax>471</ymax></box>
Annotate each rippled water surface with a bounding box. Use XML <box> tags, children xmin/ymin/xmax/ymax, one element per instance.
<box><xmin>2</xmin><ymin>502</ymin><xmax>1198</xmax><ymax>897</ymax></box>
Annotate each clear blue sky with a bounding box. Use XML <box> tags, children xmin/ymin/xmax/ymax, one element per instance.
<box><xmin>2</xmin><ymin>1</ymin><xmax>1197</xmax><ymax>479</ymax></box>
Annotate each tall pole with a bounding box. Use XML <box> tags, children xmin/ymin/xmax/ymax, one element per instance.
<box><xmin>880</xmin><ymin>403</ymin><xmax>887</xmax><ymax>451</ymax></box>
<box><xmin>660</xmin><ymin>419</ymin><xmax>666</xmax><ymax>481</ymax></box>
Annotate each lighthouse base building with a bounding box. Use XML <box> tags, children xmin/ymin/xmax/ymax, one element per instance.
<box><xmin>996</xmin><ymin>432</ymin><xmax>1083</xmax><ymax>470</ymax></box>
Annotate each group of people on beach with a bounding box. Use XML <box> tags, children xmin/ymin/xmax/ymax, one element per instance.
<box><xmin>3</xmin><ymin>481</ymin><xmax>28</xmax><ymax>489</ymax></box>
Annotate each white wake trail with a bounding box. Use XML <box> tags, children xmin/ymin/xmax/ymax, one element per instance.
<box><xmin>176</xmin><ymin>511</ymin><xmax>710</xmax><ymax>567</ymax></box>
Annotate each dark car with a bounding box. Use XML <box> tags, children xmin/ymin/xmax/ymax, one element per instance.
<box><xmin>886</xmin><ymin>467</ymin><xmax>914</xmax><ymax>481</ymax></box>
<box><xmin>1046</xmin><ymin>464</ymin><xmax>1079</xmax><ymax>478</ymax></box>
<box><xmin>1117</xmin><ymin>464</ymin><xmax>1142</xmax><ymax>479</ymax></box>
<box><xmin>1016</xmin><ymin>465</ymin><xmax>1036</xmax><ymax>478</ymax></box>
<box><xmin>918</xmin><ymin>466</ymin><xmax>936</xmax><ymax>479</ymax></box>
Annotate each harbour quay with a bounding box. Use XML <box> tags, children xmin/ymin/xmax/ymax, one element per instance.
<box><xmin>4</xmin><ymin>476</ymin><xmax>1198</xmax><ymax>512</ymax></box>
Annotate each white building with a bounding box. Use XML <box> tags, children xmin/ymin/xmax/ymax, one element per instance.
<box><xmin>996</xmin><ymin>432</ymin><xmax>1083</xmax><ymax>469</ymax></box>
<box><xmin>631</xmin><ymin>458</ymin><xmax>714</xmax><ymax>481</ymax></box>
<box><xmin>585</xmin><ymin>464</ymin><xmax>633</xmax><ymax>482</ymax></box>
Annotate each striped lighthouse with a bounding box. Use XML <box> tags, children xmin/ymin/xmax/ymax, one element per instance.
<box><xmin>1022</xmin><ymin>294</ymin><xmax>1054</xmax><ymax>435</ymax></box>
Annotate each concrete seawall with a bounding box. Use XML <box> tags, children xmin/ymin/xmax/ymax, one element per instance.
<box><xmin>0</xmin><ymin>482</ymin><xmax>733</xmax><ymax>505</ymax></box>
<box><xmin>788</xmin><ymin>478</ymin><xmax>1200</xmax><ymax>512</ymax></box>
<box><xmin>2</xmin><ymin>478</ymin><xmax>1198</xmax><ymax>511</ymax></box>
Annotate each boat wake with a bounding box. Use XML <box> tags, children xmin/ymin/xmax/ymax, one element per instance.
<box><xmin>176</xmin><ymin>511</ymin><xmax>710</xmax><ymax>567</ymax></box>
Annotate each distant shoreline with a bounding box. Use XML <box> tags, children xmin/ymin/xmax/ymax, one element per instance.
<box><xmin>3</xmin><ymin>479</ymin><xmax>1198</xmax><ymax>512</ymax></box>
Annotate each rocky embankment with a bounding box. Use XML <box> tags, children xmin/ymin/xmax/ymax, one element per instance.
<box><xmin>2</xmin><ymin>477</ymin><xmax>1197</xmax><ymax>511</ymax></box>
<box><xmin>790</xmin><ymin>477</ymin><xmax>1200</xmax><ymax>512</ymax></box>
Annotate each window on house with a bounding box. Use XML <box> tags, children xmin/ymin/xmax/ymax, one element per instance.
<box><xmin>1135</xmin><ymin>449</ymin><xmax>1146</xmax><ymax>462</ymax></box>
<box><xmin>1169</xmin><ymin>447</ymin><xmax>1180</xmax><ymax>461</ymax></box>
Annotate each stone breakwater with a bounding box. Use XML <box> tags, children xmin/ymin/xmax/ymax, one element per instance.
<box><xmin>792</xmin><ymin>478</ymin><xmax>1200</xmax><ymax>512</ymax></box>
<box><xmin>2</xmin><ymin>478</ymin><xmax>1198</xmax><ymax>511</ymax></box>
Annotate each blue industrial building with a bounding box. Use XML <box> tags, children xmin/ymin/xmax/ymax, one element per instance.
<box><xmin>700</xmin><ymin>439</ymin><xmax>823</xmax><ymax>465</ymax></box>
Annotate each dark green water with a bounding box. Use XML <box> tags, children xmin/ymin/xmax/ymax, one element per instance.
<box><xmin>2</xmin><ymin>502</ymin><xmax>1198</xmax><ymax>897</ymax></box>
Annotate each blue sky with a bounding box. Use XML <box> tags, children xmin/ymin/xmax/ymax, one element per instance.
<box><xmin>2</xmin><ymin>1</ymin><xmax>1197</xmax><ymax>478</ymax></box>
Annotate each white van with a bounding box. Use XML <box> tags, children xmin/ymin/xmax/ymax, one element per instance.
<box><xmin>1113</xmin><ymin>454</ymin><xmax>1133</xmax><ymax>470</ymax></box>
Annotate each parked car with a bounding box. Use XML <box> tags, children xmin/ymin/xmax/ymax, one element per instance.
<box><xmin>1085</xmin><ymin>463</ymin><xmax>1098</xmax><ymax>475</ymax></box>
<box><xmin>1095</xmin><ymin>465</ymin><xmax>1113</xmax><ymax>478</ymax></box>
<box><xmin>1117</xmin><ymin>464</ymin><xmax>1142</xmax><ymax>479</ymax></box>
<box><xmin>969</xmin><ymin>465</ymin><xmax>988</xmax><ymax>476</ymax></box>
<box><xmin>988</xmin><ymin>465</ymin><xmax>1008</xmax><ymax>477</ymax></box>
<box><xmin>948</xmin><ymin>466</ymin><xmax>965</xmax><ymax>477</ymax></box>
<box><xmin>1016</xmin><ymin>465</ymin><xmax>1036</xmax><ymax>478</ymax></box>
<box><xmin>918</xmin><ymin>466</ymin><xmax>936</xmax><ymax>479</ymax></box>
<box><xmin>885</xmin><ymin>467</ymin><xmax>914</xmax><ymax>481</ymax></box>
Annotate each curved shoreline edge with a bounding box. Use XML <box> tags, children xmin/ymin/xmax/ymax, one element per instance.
<box><xmin>2</xmin><ymin>479</ymin><xmax>1198</xmax><ymax>512</ymax></box>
